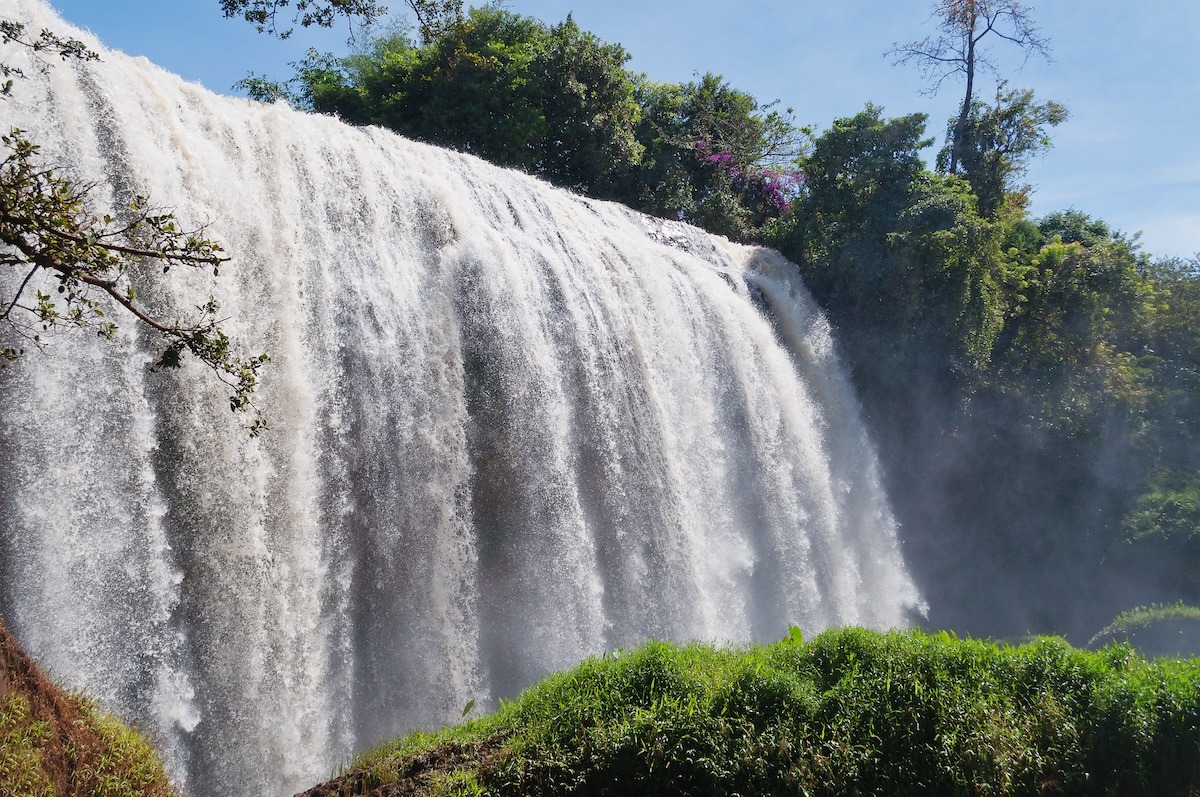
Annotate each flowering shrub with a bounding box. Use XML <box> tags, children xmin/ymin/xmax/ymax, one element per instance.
<box><xmin>694</xmin><ymin>140</ymin><xmax>803</xmax><ymax>226</ymax></box>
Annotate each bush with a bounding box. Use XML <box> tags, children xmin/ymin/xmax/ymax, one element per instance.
<box><xmin>302</xmin><ymin>627</ymin><xmax>1200</xmax><ymax>796</ymax></box>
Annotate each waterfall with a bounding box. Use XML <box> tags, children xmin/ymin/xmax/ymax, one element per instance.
<box><xmin>0</xmin><ymin>2</ymin><xmax>923</xmax><ymax>794</ymax></box>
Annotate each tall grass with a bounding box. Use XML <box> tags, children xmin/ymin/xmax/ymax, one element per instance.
<box><xmin>318</xmin><ymin>628</ymin><xmax>1200</xmax><ymax>796</ymax></box>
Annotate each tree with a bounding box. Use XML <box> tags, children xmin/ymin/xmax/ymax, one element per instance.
<box><xmin>1</xmin><ymin>21</ymin><xmax>268</xmax><ymax>432</ymax></box>
<box><xmin>936</xmin><ymin>83</ymin><xmax>1066</xmax><ymax>217</ymax></box>
<box><xmin>889</xmin><ymin>0</ymin><xmax>1050</xmax><ymax>175</ymax></box>
<box><xmin>624</xmin><ymin>73</ymin><xmax>804</xmax><ymax>239</ymax></box>
<box><xmin>530</xmin><ymin>14</ymin><xmax>643</xmax><ymax>196</ymax></box>
<box><xmin>241</xmin><ymin>11</ymin><xmax>806</xmax><ymax>242</ymax></box>
<box><xmin>787</xmin><ymin>104</ymin><xmax>931</xmax><ymax>273</ymax></box>
<box><xmin>248</xmin><ymin>8</ymin><xmax>645</xmax><ymax>196</ymax></box>
<box><xmin>783</xmin><ymin>104</ymin><xmax>1005</xmax><ymax>389</ymax></box>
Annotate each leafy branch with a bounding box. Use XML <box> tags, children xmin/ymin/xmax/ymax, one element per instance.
<box><xmin>0</xmin><ymin>128</ymin><xmax>269</xmax><ymax>433</ymax></box>
<box><xmin>218</xmin><ymin>0</ymin><xmax>387</xmax><ymax>39</ymax></box>
<box><xmin>1</xmin><ymin>19</ymin><xmax>98</xmax><ymax>96</ymax></box>
<box><xmin>1</xmin><ymin>18</ymin><xmax>268</xmax><ymax>433</ymax></box>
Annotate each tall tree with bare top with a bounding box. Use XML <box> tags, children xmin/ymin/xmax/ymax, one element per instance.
<box><xmin>889</xmin><ymin>0</ymin><xmax>1050</xmax><ymax>175</ymax></box>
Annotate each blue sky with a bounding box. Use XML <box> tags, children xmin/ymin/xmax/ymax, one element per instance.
<box><xmin>43</xmin><ymin>0</ymin><xmax>1200</xmax><ymax>259</ymax></box>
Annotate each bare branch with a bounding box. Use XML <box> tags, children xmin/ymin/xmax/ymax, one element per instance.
<box><xmin>0</xmin><ymin>264</ymin><xmax>38</xmax><ymax>320</ymax></box>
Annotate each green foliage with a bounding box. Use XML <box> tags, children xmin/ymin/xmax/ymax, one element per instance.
<box><xmin>624</xmin><ymin>73</ymin><xmax>804</xmax><ymax>239</ymax></box>
<box><xmin>0</xmin><ymin>19</ymin><xmax>98</xmax><ymax>97</ymax></box>
<box><xmin>532</xmin><ymin>15</ymin><xmax>643</xmax><ymax>196</ymax></box>
<box><xmin>779</xmin><ymin>105</ymin><xmax>1006</xmax><ymax>397</ymax></box>
<box><xmin>789</xmin><ymin>103</ymin><xmax>930</xmax><ymax>262</ymax></box>
<box><xmin>0</xmin><ymin>693</ymin><xmax>57</xmax><ymax>797</ymax></box>
<box><xmin>989</xmin><ymin>232</ymin><xmax>1155</xmax><ymax>435</ymax></box>
<box><xmin>1125</xmin><ymin>471</ymin><xmax>1200</xmax><ymax>562</ymax></box>
<box><xmin>1</xmin><ymin>19</ymin><xmax>269</xmax><ymax>433</ymax></box>
<box><xmin>1090</xmin><ymin>603</ymin><xmax>1200</xmax><ymax>645</ymax></box>
<box><xmin>1038</xmin><ymin>209</ymin><xmax>1120</xmax><ymax>248</ymax></box>
<box><xmin>218</xmin><ymin>0</ymin><xmax>386</xmax><ymax>38</ymax></box>
<box><xmin>257</xmin><ymin>7</ymin><xmax>639</xmax><ymax>197</ymax></box>
<box><xmin>311</xmin><ymin>629</ymin><xmax>1200</xmax><ymax>796</ymax></box>
<box><xmin>0</xmin><ymin>129</ymin><xmax>269</xmax><ymax>433</ymax></box>
<box><xmin>1139</xmin><ymin>256</ymin><xmax>1200</xmax><ymax>466</ymax></box>
<box><xmin>0</xmin><ymin>690</ymin><xmax>176</xmax><ymax>797</ymax></box>
<box><xmin>249</xmin><ymin>11</ymin><xmax>803</xmax><ymax>240</ymax></box>
<box><xmin>938</xmin><ymin>84</ymin><xmax>1067</xmax><ymax>217</ymax></box>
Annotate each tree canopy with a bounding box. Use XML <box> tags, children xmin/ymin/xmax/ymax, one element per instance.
<box><xmin>769</xmin><ymin>96</ymin><xmax>1196</xmax><ymax>635</ymax></box>
<box><xmin>242</xmin><ymin>7</ymin><xmax>806</xmax><ymax>239</ymax></box>
<box><xmin>938</xmin><ymin>83</ymin><xmax>1066</xmax><ymax>217</ymax></box>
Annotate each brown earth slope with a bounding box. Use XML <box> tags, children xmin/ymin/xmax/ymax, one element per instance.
<box><xmin>0</xmin><ymin>616</ymin><xmax>174</xmax><ymax>797</ymax></box>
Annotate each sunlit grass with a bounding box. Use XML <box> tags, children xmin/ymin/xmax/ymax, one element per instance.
<box><xmin>0</xmin><ymin>689</ymin><xmax>174</xmax><ymax>797</ymax></box>
<box><xmin>317</xmin><ymin>627</ymin><xmax>1200</xmax><ymax>796</ymax></box>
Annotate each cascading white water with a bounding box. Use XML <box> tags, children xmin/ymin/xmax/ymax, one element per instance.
<box><xmin>0</xmin><ymin>2</ymin><xmax>924</xmax><ymax>794</ymax></box>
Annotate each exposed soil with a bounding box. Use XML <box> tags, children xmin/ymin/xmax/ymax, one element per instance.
<box><xmin>0</xmin><ymin>614</ymin><xmax>108</xmax><ymax>795</ymax></box>
<box><xmin>296</xmin><ymin>733</ymin><xmax>512</xmax><ymax>797</ymax></box>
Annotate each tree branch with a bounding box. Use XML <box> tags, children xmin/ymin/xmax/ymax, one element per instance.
<box><xmin>0</xmin><ymin>264</ymin><xmax>38</xmax><ymax>321</ymax></box>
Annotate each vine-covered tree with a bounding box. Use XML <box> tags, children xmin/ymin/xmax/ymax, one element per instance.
<box><xmin>937</xmin><ymin>83</ymin><xmax>1066</xmax><ymax>217</ymax></box>
<box><xmin>783</xmin><ymin>104</ymin><xmax>1005</xmax><ymax>396</ymax></box>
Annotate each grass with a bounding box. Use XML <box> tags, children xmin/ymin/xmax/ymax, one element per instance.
<box><xmin>0</xmin><ymin>617</ymin><xmax>175</xmax><ymax>797</ymax></box>
<box><xmin>1088</xmin><ymin>602</ymin><xmax>1200</xmax><ymax>652</ymax></box>
<box><xmin>303</xmin><ymin>627</ymin><xmax>1200</xmax><ymax>796</ymax></box>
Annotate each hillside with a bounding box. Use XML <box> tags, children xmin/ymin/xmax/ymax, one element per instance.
<box><xmin>0</xmin><ymin>617</ymin><xmax>174</xmax><ymax>797</ymax></box>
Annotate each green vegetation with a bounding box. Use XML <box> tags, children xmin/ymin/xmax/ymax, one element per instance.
<box><xmin>239</xmin><ymin>5</ymin><xmax>805</xmax><ymax>241</ymax></box>
<box><xmin>0</xmin><ymin>618</ymin><xmax>175</xmax><ymax>797</ymax></box>
<box><xmin>303</xmin><ymin>628</ymin><xmax>1200</xmax><ymax>796</ymax></box>
<box><xmin>0</xmin><ymin>693</ymin><xmax>175</xmax><ymax>797</ymax></box>
<box><xmin>1089</xmin><ymin>603</ymin><xmax>1200</xmax><ymax>657</ymax></box>
<box><xmin>1</xmin><ymin>20</ymin><xmax>269</xmax><ymax>431</ymax></box>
